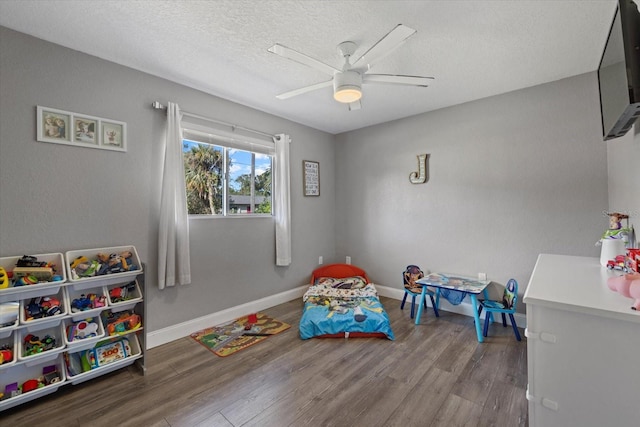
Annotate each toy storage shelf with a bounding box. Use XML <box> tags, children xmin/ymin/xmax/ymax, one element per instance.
<box><xmin>0</xmin><ymin>247</ymin><xmax>145</xmax><ymax>412</ymax></box>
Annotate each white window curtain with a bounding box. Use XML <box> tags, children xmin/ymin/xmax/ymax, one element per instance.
<box><xmin>274</xmin><ymin>134</ymin><xmax>291</xmax><ymax>266</ymax></box>
<box><xmin>158</xmin><ymin>102</ymin><xmax>191</xmax><ymax>289</ymax></box>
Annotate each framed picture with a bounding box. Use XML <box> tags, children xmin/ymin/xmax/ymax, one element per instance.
<box><xmin>303</xmin><ymin>160</ymin><xmax>320</xmax><ymax>196</ymax></box>
<box><xmin>100</xmin><ymin>120</ymin><xmax>127</xmax><ymax>152</ymax></box>
<box><xmin>36</xmin><ymin>106</ymin><xmax>127</xmax><ymax>152</ymax></box>
<box><xmin>73</xmin><ymin>114</ymin><xmax>99</xmax><ymax>146</ymax></box>
<box><xmin>37</xmin><ymin>106</ymin><xmax>72</xmax><ymax>144</ymax></box>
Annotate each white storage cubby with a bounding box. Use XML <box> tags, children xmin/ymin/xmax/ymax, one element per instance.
<box><xmin>65</xmin><ymin>333</ymin><xmax>142</xmax><ymax>385</ymax></box>
<box><xmin>105</xmin><ymin>279</ymin><xmax>142</xmax><ymax>312</ymax></box>
<box><xmin>17</xmin><ymin>323</ymin><xmax>65</xmax><ymax>365</ymax></box>
<box><xmin>64</xmin><ymin>284</ymin><xmax>108</xmax><ymax>321</ymax></box>
<box><xmin>0</xmin><ymin>354</ymin><xmax>66</xmax><ymax>412</ymax></box>
<box><xmin>0</xmin><ymin>245</ymin><xmax>144</xmax><ymax>412</ymax></box>
<box><xmin>63</xmin><ymin>316</ymin><xmax>106</xmax><ymax>351</ymax></box>
<box><xmin>0</xmin><ymin>330</ymin><xmax>17</xmax><ymax>370</ymax></box>
<box><xmin>65</xmin><ymin>245</ymin><xmax>143</xmax><ymax>287</ymax></box>
<box><xmin>19</xmin><ymin>288</ymin><xmax>67</xmax><ymax>332</ymax></box>
<box><xmin>0</xmin><ymin>302</ymin><xmax>19</xmax><ymax>338</ymax></box>
<box><xmin>0</xmin><ymin>253</ymin><xmax>67</xmax><ymax>303</ymax></box>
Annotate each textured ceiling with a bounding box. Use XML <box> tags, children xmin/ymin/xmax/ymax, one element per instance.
<box><xmin>0</xmin><ymin>0</ymin><xmax>620</xmax><ymax>134</ymax></box>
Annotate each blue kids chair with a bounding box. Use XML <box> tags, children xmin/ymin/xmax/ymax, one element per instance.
<box><xmin>478</xmin><ymin>278</ymin><xmax>521</xmax><ymax>341</ymax></box>
<box><xmin>401</xmin><ymin>265</ymin><xmax>440</xmax><ymax>319</ymax></box>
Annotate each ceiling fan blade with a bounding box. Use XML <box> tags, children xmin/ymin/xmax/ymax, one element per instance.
<box><xmin>268</xmin><ymin>43</ymin><xmax>339</xmax><ymax>76</ymax></box>
<box><xmin>363</xmin><ymin>74</ymin><xmax>434</xmax><ymax>87</ymax></box>
<box><xmin>351</xmin><ymin>24</ymin><xmax>417</xmax><ymax>69</ymax></box>
<box><xmin>275</xmin><ymin>80</ymin><xmax>333</xmax><ymax>100</ymax></box>
<box><xmin>348</xmin><ymin>100</ymin><xmax>361</xmax><ymax>111</ymax></box>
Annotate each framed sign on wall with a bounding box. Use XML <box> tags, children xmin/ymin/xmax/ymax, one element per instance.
<box><xmin>303</xmin><ymin>160</ymin><xmax>320</xmax><ymax>196</ymax></box>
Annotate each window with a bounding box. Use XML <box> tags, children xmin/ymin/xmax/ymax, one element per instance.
<box><xmin>182</xmin><ymin>127</ymin><xmax>273</xmax><ymax>216</ymax></box>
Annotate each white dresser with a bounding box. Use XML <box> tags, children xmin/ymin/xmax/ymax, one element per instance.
<box><xmin>524</xmin><ymin>254</ymin><xmax>640</xmax><ymax>427</ymax></box>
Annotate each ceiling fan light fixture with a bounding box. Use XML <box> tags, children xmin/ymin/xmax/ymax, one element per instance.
<box><xmin>334</xmin><ymin>87</ymin><xmax>362</xmax><ymax>103</ymax></box>
<box><xmin>333</xmin><ymin>70</ymin><xmax>362</xmax><ymax>103</ymax></box>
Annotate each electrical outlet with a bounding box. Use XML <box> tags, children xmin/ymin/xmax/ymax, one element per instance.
<box><xmin>478</xmin><ymin>272</ymin><xmax>487</xmax><ymax>281</ymax></box>
<box><xmin>346</xmin><ymin>256</ymin><xmax>351</xmax><ymax>265</ymax></box>
<box><xmin>319</xmin><ymin>256</ymin><xmax>323</xmax><ymax>265</ymax></box>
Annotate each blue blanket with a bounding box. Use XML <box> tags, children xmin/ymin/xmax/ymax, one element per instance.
<box><xmin>299</xmin><ymin>282</ymin><xmax>394</xmax><ymax>340</ymax></box>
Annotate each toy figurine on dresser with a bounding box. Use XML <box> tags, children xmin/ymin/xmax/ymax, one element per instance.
<box><xmin>608</xmin><ymin>272</ymin><xmax>640</xmax><ymax>311</ymax></box>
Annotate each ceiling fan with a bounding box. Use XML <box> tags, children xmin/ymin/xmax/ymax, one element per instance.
<box><xmin>268</xmin><ymin>24</ymin><xmax>434</xmax><ymax>111</ymax></box>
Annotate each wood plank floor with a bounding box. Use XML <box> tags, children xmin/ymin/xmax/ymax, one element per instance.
<box><xmin>1</xmin><ymin>297</ymin><xmax>528</xmax><ymax>426</ymax></box>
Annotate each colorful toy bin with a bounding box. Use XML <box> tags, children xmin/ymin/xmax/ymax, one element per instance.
<box><xmin>0</xmin><ymin>253</ymin><xmax>67</xmax><ymax>303</ymax></box>
<box><xmin>65</xmin><ymin>246</ymin><xmax>142</xmax><ymax>288</ymax></box>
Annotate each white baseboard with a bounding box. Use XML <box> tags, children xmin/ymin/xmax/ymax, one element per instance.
<box><xmin>146</xmin><ymin>285</ymin><xmax>307</xmax><ymax>349</ymax></box>
<box><xmin>375</xmin><ymin>285</ymin><xmax>527</xmax><ymax>329</ymax></box>
<box><xmin>147</xmin><ymin>283</ymin><xmax>526</xmax><ymax>349</ymax></box>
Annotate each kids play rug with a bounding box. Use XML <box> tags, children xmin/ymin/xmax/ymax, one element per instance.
<box><xmin>190</xmin><ymin>313</ymin><xmax>290</xmax><ymax>357</ymax></box>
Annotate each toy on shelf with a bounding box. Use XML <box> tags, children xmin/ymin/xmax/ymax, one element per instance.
<box><xmin>13</xmin><ymin>255</ymin><xmax>57</xmax><ymax>281</ymax></box>
<box><xmin>66</xmin><ymin>318</ymin><xmax>99</xmax><ymax>340</ymax></box>
<box><xmin>607</xmin><ymin>272</ymin><xmax>640</xmax><ymax>311</ymax></box>
<box><xmin>64</xmin><ymin>337</ymin><xmax>131</xmax><ymax>375</ymax></box>
<box><xmin>0</xmin><ymin>255</ymin><xmax>63</xmax><ymax>289</ymax></box>
<box><xmin>23</xmin><ymin>333</ymin><xmax>57</xmax><ymax>356</ymax></box>
<box><xmin>70</xmin><ymin>251</ymin><xmax>139</xmax><ymax>279</ymax></box>
<box><xmin>109</xmin><ymin>281</ymin><xmax>136</xmax><ymax>303</ymax></box>
<box><xmin>24</xmin><ymin>296</ymin><xmax>62</xmax><ymax>320</ymax></box>
<box><xmin>598</xmin><ymin>212</ymin><xmax>635</xmax><ymax>267</ymax></box>
<box><xmin>102</xmin><ymin>310</ymin><xmax>141</xmax><ymax>336</ymax></box>
<box><xmin>625</xmin><ymin>248</ymin><xmax>640</xmax><ymax>274</ymax></box>
<box><xmin>15</xmin><ymin>365</ymin><xmax>60</xmax><ymax>395</ymax></box>
<box><xmin>70</xmin><ymin>293</ymin><xmax>106</xmax><ymax>312</ymax></box>
<box><xmin>0</xmin><ymin>344</ymin><xmax>13</xmax><ymax>364</ymax></box>
<box><xmin>606</xmin><ymin>249</ymin><xmax>640</xmax><ymax>273</ymax></box>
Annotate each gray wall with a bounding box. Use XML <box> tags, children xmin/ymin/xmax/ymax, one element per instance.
<box><xmin>1</xmin><ymin>25</ymin><xmax>634</xmax><ymax>328</ymax></box>
<box><xmin>334</xmin><ymin>72</ymin><xmax>610</xmax><ymax>306</ymax></box>
<box><xmin>607</xmin><ymin>126</ymin><xmax>640</xmax><ymax>230</ymax></box>
<box><xmin>0</xmin><ymin>27</ymin><xmax>336</xmax><ymax>332</ymax></box>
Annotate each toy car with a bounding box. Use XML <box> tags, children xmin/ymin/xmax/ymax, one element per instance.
<box><xmin>16</xmin><ymin>255</ymin><xmax>48</xmax><ymax>268</ymax></box>
<box><xmin>607</xmin><ymin>255</ymin><xmax>627</xmax><ymax>271</ymax></box>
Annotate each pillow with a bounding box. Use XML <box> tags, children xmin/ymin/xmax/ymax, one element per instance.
<box><xmin>314</xmin><ymin>276</ymin><xmax>367</xmax><ymax>289</ymax></box>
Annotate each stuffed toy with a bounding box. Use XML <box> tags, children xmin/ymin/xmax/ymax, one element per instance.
<box><xmin>607</xmin><ymin>273</ymin><xmax>640</xmax><ymax>310</ymax></box>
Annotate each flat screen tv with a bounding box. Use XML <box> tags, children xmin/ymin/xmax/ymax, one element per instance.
<box><xmin>597</xmin><ymin>0</ymin><xmax>640</xmax><ymax>141</ymax></box>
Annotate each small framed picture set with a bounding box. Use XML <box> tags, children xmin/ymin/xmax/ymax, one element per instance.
<box><xmin>73</xmin><ymin>115</ymin><xmax>99</xmax><ymax>146</ymax></box>
<box><xmin>303</xmin><ymin>160</ymin><xmax>320</xmax><ymax>196</ymax></box>
<box><xmin>100</xmin><ymin>120</ymin><xmax>127</xmax><ymax>151</ymax></box>
<box><xmin>37</xmin><ymin>106</ymin><xmax>72</xmax><ymax>144</ymax></box>
<box><xmin>37</xmin><ymin>106</ymin><xmax>126</xmax><ymax>152</ymax></box>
